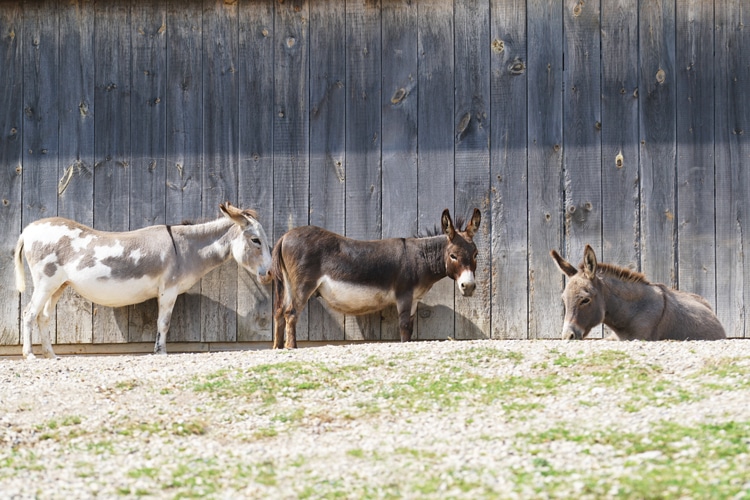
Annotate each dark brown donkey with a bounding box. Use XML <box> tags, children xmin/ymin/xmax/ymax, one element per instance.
<box><xmin>271</xmin><ymin>209</ymin><xmax>481</xmax><ymax>348</ymax></box>
<box><xmin>550</xmin><ymin>245</ymin><xmax>726</xmax><ymax>341</ymax></box>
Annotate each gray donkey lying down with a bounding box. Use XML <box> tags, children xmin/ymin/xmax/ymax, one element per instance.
<box><xmin>551</xmin><ymin>245</ymin><xmax>726</xmax><ymax>341</ymax></box>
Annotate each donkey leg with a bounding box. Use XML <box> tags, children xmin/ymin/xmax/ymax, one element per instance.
<box><xmin>396</xmin><ymin>298</ymin><xmax>415</xmax><ymax>342</ymax></box>
<box><xmin>154</xmin><ymin>290</ymin><xmax>178</xmax><ymax>355</ymax></box>
<box><xmin>283</xmin><ymin>306</ymin><xmax>298</xmax><ymax>349</ymax></box>
<box><xmin>273</xmin><ymin>304</ymin><xmax>286</xmax><ymax>349</ymax></box>
<box><xmin>21</xmin><ymin>303</ymin><xmax>37</xmax><ymax>360</ymax></box>
<box><xmin>38</xmin><ymin>285</ymin><xmax>67</xmax><ymax>359</ymax></box>
<box><xmin>284</xmin><ymin>285</ymin><xmax>319</xmax><ymax>349</ymax></box>
<box><xmin>22</xmin><ymin>286</ymin><xmax>56</xmax><ymax>360</ymax></box>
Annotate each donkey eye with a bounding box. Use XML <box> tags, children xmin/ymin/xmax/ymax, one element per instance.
<box><xmin>473</xmin><ymin>251</ymin><xmax>478</xmax><ymax>260</ymax></box>
<box><xmin>251</xmin><ymin>237</ymin><xmax>261</xmax><ymax>246</ymax></box>
<box><xmin>579</xmin><ymin>297</ymin><xmax>591</xmax><ymax>306</ymax></box>
<box><xmin>450</xmin><ymin>253</ymin><xmax>458</xmax><ymax>261</ymax></box>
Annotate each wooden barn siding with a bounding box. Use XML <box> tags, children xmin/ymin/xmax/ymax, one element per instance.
<box><xmin>1</xmin><ymin>0</ymin><xmax>748</xmax><ymax>350</ymax></box>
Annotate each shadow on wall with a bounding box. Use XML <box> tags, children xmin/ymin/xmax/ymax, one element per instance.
<box><xmin>308</xmin><ymin>300</ymin><xmax>487</xmax><ymax>342</ymax></box>
<box><xmin>109</xmin><ymin>284</ymin><xmax>273</xmax><ymax>345</ymax></box>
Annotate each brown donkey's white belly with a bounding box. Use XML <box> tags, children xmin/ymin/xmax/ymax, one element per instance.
<box><xmin>316</xmin><ymin>275</ymin><xmax>397</xmax><ymax>315</ymax></box>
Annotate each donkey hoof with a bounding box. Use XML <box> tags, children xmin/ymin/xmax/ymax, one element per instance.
<box><xmin>23</xmin><ymin>352</ymin><xmax>36</xmax><ymax>360</ymax></box>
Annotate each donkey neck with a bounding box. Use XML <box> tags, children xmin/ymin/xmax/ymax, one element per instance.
<box><xmin>171</xmin><ymin>217</ymin><xmax>237</xmax><ymax>270</ymax></box>
<box><xmin>599</xmin><ymin>273</ymin><xmax>664</xmax><ymax>335</ymax></box>
<box><xmin>416</xmin><ymin>235</ymin><xmax>449</xmax><ymax>281</ymax></box>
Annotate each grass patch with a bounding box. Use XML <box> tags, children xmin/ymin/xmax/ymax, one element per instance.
<box><xmin>374</xmin><ymin>371</ymin><xmax>562</xmax><ymax>413</ymax></box>
<box><xmin>444</xmin><ymin>346</ymin><xmax>525</xmax><ymax>367</ymax></box>
<box><xmin>549</xmin><ymin>349</ymin><xmax>704</xmax><ymax>411</ymax></box>
<box><xmin>115</xmin><ymin>419</ymin><xmax>207</xmax><ymax>438</ymax></box>
<box><xmin>516</xmin><ymin>419</ymin><xmax>750</xmax><ymax>499</ymax></box>
<box><xmin>193</xmin><ymin>362</ymin><xmax>324</xmax><ymax>404</ymax></box>
<box><xmin>190</xmin><ymin>355</ymin><xmax>563</xmax><ymax>425</ymax></box>
<box><xmin>695</xmin><ymin>356</ymin><xmax>750</xmax><ymax>392</ymax></box>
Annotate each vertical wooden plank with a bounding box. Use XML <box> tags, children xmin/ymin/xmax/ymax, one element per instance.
<box><xmin>416</xmin><ymin>1</ymin><xmax>454</xmax><ymax>340</ymax></box>
<box><xmin>527</xmin><ymin>0</ymin><xmax>564</xmax><ymax>338</ymax></box>
<box><xmin>676</xmin><ymin>1</ymin><xmax>716</xmax><ymax>308</ymax></box>
<box><xmin>490</xmin><ymin>0</ymin><xmax>527</xmax><ymax>339</ymax></box>
<box><xmin>380</xmin><ymin>0</ymin><xmax>417</xmax><ymax>341</ymax></box>
<box><xmin>22</xmin><ymin>0</ymin><xmax>58</xmax><ymax>221</ymax></box>
<box><xmin>22</xmin><ymin>0</ymin><xmax>59</xmax><ymax>346</ymax></box>
<box><xmin>93</xmin><ymin>1</ymin><xmax>131</xmax><ymax>344</ymax></box>
<box><xmin>563</xmin><ymin>0</ymin><xmax>602</xmax><ymax>336</ymax></box>
<box><xmin>273</xmin><ymin>0</ymin><xmax>310</xmax><ymax>340</ymax></box>
<box><xmin>454</xmin><ymin>0</ymin><xmax>490</xmax><ymax>339</ymax></box>
<box><xmin>345</xmin><ymin>0</ymin><xmax>381</xmax><ymax>341</ymax></box>
<box><xmin>128</xmin><ymin>0</ymin><xmax>167</xmax><ymax>343</ymax></box>
<box><xmin>238</xmin><ymin>0</ymin><xmax>274</xmax><ymax>342</ymax></box>
<box><xmin>200</xmin><ymin>0</ymin><xmax>239</xmax><ymax>343</ymax></box>
<box><xmin>308</xmin><ymin>0</ymin><xmax>346</xmax><ymax>341</ymax></box>
<box><xmin>563</xmin><ymin>0</ymin><xmax>602</xmax><ymax>256</ymax></box>
<box><xmin>0</xmin><ymin>2</ymin><xmax>23</xmax><ymax>345</ymax></box>
<box><xmin>57</xmin><ymin>0</ymin><xmax>95</xmax><ymax>345</ymax></box>
<box><xmin>130</xmin><ymin>0</ymin><xmax>166</xmax><ymax>230</ymax></box>
<box><xmin>715</xmin><ymin>0</ymin><xmax>750</xmax><ymax>337</ymax></box>
<box><xmin>165</xmin><ymin>0</ymin><xmax>202</xmax><ymax>343</ymax></box>
<box><xmin>639</xmin><ymin>0</ymin><xmax>676</xmax><ymax>286</ymax></box>
<box><xmin>601</xmin><ymin>0</ymin><xmax>639</xmax><ymax>271</ymax></box>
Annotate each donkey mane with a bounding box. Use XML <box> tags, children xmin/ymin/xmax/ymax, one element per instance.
<box><xmin>419</xmin><ymin>216</ymin><xmax>469</xmax><ymax>238</ymax></box>
<box><xmin>180</xmin><ymin>209</ymin><xmax>260</xmax><ymax>226</ymax></box>
<box><xmin>590</xmin><ymin>262</ymin><xmax>649</xmax><ymax>284</ymax></box>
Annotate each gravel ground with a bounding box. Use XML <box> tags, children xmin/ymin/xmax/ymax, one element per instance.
<box><xmin>2</xmin><ymin>339</ymin><xmax>750</xmax><ymax>499</ymax></box>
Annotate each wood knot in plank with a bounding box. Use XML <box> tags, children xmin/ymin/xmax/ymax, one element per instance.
<box><xmin>391</xmin><ymin>87</ymin><xmax>407</xmax><ymax>104</ymax></box>
<box><xmin>456</xmin><ymin>112</ymin><xmax>471</xmax><ymax>137</ymax></box>
<box><xmin>491</xmin><ymin>39</ymin><xmax>504</xmax><ymax>54</ymax></box>
<box><xmin>573</xmin><ymin>0</ymin><xmax>584</xmax><ymax>17</ymax></box>
<box><xmin>334</xmin><ymin>160</ymin><xmax>345</xmax><ymax>182</ymax></box>
<box><xmin>655</xmin><ymin>69</ymin><xmax>666</xmax><ymax>84</ymax></box>
<box><xmin>509</xmin><ymin>58</ymin><xmax>526</xmax><ymax>75</ymax></box>
<box><xmin>615</xmin><ymin>152</ymin><xmax>624</xmax><ymax>168</ymax></box>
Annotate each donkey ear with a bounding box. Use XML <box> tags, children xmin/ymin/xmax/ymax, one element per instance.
<box><xmin>465</xmin><ymin>208</ymin><xmax>481</xmax><ymax>238</ymax></box>
<box><xmin>441</xmin><ymin>209</ymin><xmax>456</xmax><ymax>241</ymax></box>
<box><xmin>550</xmin><ymin>250</ymin><xmax>578</xmax><ymax>277</ymax></box>
<box><xmin>583</xmin><ymin>244</ymin><xmax>598</xmax><ymax>279</ymax></box>
<box><xmin>220</xmin><ymin>202</ymin><xmax>248</xmax><ymax>227</ymax></box>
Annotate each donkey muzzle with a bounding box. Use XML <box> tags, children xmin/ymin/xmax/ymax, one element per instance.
<box><xmin>562</xmin><ymin>322</ymin><xmax>584</xmax><ymax>340</ymax></box>
<box><xmin>258</xmin><ymin>268</ymin><xmax>273</xmax><ymax>285</ymax></box>
<box><xmin>457</xmin><ymin>270</ymin><xmax>476</xmax><ymax>297</ymax></box>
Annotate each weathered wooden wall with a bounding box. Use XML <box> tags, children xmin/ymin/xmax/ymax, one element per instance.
<box><xmin>1</xmin><ymin>0</ymin><xmax>748</xmax><ymax>352</ymax></box>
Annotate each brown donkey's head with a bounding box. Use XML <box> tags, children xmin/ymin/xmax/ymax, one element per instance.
<box><xmin>442</xmin><ymin>208</ymin><xmax>481</xmax><ymax>297</ymax></box>
<box><xmin>550</xmin><ymin>245</ymin><xmax>606</xmax><ymax>340</ymax></box>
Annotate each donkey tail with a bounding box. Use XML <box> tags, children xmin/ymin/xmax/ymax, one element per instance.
<box><xmin>271</xmin><ymin>237</ymin><xmax>286</xmax><ymax>308</ymax></box>
<box><xmin>14</xmin><ymin>234</ymin><xmax>26</xmax><ymax>293</ymax></box>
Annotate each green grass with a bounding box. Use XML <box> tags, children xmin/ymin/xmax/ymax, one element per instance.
<box><xmin>515</xmin><ymin>420</ymin><xmax>750</xmax><ymax>499</ymax></box>
<box><xmin>4</xmin><ymin>343</ymin><xmax>750</xmax><ymax>499</ymax></box>
<box><xmin>192</xmin><ymin>355</ymin><xmax>563</xmax><ymax>426</ymax></box>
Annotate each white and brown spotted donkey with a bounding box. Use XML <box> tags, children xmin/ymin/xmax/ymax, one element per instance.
<box><xmin>15</xmin><ymin>203</ymin><xmax>271</xmax><ymax>359</ymax></box>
